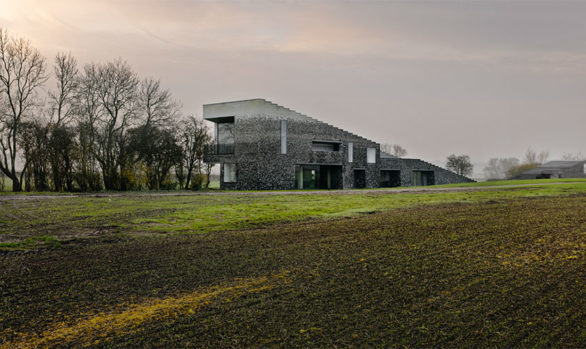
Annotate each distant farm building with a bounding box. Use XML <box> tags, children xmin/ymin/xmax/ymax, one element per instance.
<box><xmin>203</xmin><ymin>99</ymin><xmax>473</xmax><ymax>190</ymax></box>
<box><xmin>515</xmin><ymin>160</ymin><xmax>586</xmax><ymax>180</ymax></box>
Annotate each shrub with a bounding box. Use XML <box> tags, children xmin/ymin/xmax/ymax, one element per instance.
<box><xmin>506</xmin><ymin>163</ymin><xmax>537</xmax><ymax>178</ymax></box>
<box><xmin>191</xmin><ymin>174</ymin><xmax>208</xmax><ymax>190</ymax></box>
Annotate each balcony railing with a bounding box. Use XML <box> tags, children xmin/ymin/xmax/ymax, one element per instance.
<box><xmin>205</xmin><ymin>143</ymin><xmax>235</xmax><ymax>155</ymax></box>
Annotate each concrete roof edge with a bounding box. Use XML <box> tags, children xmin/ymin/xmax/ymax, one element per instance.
<box><xmin>203</xmin><ymin>98</ymin><xmax>267</xmax><ymax>107</ymax></box>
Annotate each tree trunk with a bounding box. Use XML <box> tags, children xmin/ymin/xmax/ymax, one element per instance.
<box><xmin>11</xmin><ymin>177</ymin><xmax>21</xmax><ymax>192</ymax></box>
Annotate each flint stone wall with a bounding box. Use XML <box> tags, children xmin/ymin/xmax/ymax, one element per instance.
<box><xmin>379</xmin><ymin>157</ymin><xmax>474</xmax><ymax>186</ymax></box>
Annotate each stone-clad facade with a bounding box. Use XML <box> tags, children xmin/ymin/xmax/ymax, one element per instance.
<box><xmin>203</xmin><ymin>99</ymin><xmax>474</xmax><ymax>190</ymax></box>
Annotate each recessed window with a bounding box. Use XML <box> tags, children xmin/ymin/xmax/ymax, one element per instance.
<box><xmin>367</xmin><ymin>148</ymin><xmax>376</xmax><ymax>164</ymax></box>
<box><xmin>380</xmin><ymin>170</ymin><xmax>401</xmax><ymax>187</ymax></box>
<box><xmin>280</xmin><ymin>120</ymin><xmax>287</xmax><ymax>154</ymax></box>
<box><xmin>216</xmin><ymin>122</ymin><xmax>234</xmax><ymax>145</ymax></box>
<box><xmin>215</xmin><ymin>121</ymin><xmax>235</xmax><ymax>154</ymax></box>
<box><xmin>312</xmin><ymin>141</ymin><xmax>340</xmax><ymax>152</ymax></box>
<box><xmin>412</xmin><ymin>171</ymin><xmax>435</xmax><ymax>186</ymax></box>
<box><xmin>348</xmin><ymin>142</ymin><xmax>353</xmax><ymax>163</ymax></box>
<box><xmin>224</xmin><ymin>163</ymin><xmax>236</xmax><ymax>183</ymax></box>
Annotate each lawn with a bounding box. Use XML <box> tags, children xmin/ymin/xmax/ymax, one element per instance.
<box><xmin>1</xmin><ymin>180</ymin><xmax>585</xmax><ymax>246</ymax></box>
<box><xmin>429</xmin><ymin>177</ymin><xmax>586</xmax><ymax>188</ymax></box>
<box><xmin>0</xmin><ymin>181</ymin><xmax>585</xmax><ymax>347</ymax></box>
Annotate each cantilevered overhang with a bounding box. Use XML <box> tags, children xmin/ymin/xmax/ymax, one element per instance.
<box><xmin>205</xmin><ymin>115</ymin><xmax>234</xmax><ymax>123</ymax></box>
<box><xmin>203</xmin><ymin>98</ymin><xmax>267</xmax><ymax>121</ymax></box>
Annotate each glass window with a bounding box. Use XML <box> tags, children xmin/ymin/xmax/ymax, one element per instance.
<box><xmin>367</xmin><ymin>148</ymin><xmax>376</xmax><ymax>164</ymax></box>
<box><xmin>348</xmin><ymin>142</ymin><xmax>353</xmax><ymax>163</ymax></box>
<box><xmin>216</xmin><ymin>122</ymin><xmax>234</xmax><ymax>145</ymax></box>
<box><xmin>280</xmin><ymin>120</ymin><xmax>287</xmax><ymax>154</ymax></box>
<box><xmin>312</xmin><ymin>141</ymin><xmax>340</xmax><ymax>152</ymax></box>
<box><xmin>303</xmin><ymin>169</ymin><xmax>317</xmax><ymax>189</ymax></box>
<box><xmin>295</xmin><ymin>166</ymin><xmax>318</xmax><ymax>189</ymax></box>
<box><xmin>380</xmin><ymin>170</ymin><xmax>401</xmax><ymax>187</ymax></box>
<box><xmin>224</xmin><ymin>163</ymin><xmax>236</xmax><ymax>183</ymax></box>
<box><xmin>412</xmin><ymin>171</ymin><xmax>422</xmax><ymax>186</ymax></box>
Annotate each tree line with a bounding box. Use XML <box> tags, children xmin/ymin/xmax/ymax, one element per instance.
<box><xmin>481</xmin><ymin>148</ymin><xmax>579</xmax><ymax>180</ymax></box>
<box><xmin>0</xmin><ymin>29</ymin><xmax>212</xmax><ymax>192</ymax></box>
<box><xmin>448</xmin><ymin>148</ymin><xmax>584</xmax><ymax>181</ymax></box>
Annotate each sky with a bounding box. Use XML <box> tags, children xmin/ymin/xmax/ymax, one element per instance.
<box><xmin>1</xmin><ymin>0</ymin><xmax>585</xmax><ymax>177</ymax></box>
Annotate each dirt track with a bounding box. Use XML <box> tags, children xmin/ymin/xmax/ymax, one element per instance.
<box><xmin>0</xmin><ymin>182</ymin><xmax>579</xmax><ymax>201</ymax></box>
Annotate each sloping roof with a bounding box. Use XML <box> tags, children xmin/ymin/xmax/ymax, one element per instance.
<box><xmin>521</xmin><ymin>160</ymin><xmax>585</xmax><ymax>174</ymax></box>
<box><xmin>538</xmin><ymin>160</ymin><xmax>584</xmax><ymax>168</ymax></box>
<box><xmin>203</xmin><ymin>98</ymin><xmax>377</xmax><ymax>144</ymax></box>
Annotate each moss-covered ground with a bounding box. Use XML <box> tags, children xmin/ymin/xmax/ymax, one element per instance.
<box><xmin>1</xmin><ymin>180</ymin><xmax>585</xmax><ymax>245</ymax></box>
<box><xmin>0</xmin><ymin>180</ymin><xmax>585</xmax><ymax>347</ymax></box>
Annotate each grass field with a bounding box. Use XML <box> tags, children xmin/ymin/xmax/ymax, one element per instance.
<box><xmin>1</xmin><ymin>180</ymin><xmax>585</xmax><ymax>347</ymax></box>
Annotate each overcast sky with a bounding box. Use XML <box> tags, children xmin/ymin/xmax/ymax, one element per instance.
<box><xmin>2</xmin><ymin>0</ymin><xmax>585</xmax><ymax>174</ymax></box>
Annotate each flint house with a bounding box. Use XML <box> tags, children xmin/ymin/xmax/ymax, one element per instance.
<box><xmin>203</xmin><ymin>99</ymin><xmax>473</xmax><ymax>190</ymax></box>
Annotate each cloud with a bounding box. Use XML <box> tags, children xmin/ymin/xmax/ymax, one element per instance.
<box><xmin>1</xmin><ymin>0</ymin><xmax>585</xmax><ymax>162</ymax></box>
<box><xmin>5</xmin><ymin>0</ymin><xmax>586</xmax><ymax>65</ymax></box>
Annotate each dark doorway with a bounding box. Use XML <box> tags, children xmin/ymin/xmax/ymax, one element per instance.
<box><xmin>412</xmin><ymin>171</ymin><xmax>435</xmax><ymax>186</ymax></box>
<box><xmin>354</xmin><ymin>169</ymin><xmax>366</xmax><ymax>188</ymax></box>
<box><xmin>318</xmin><ymin>165</ymin><xmax>342</xmax><ymax>189</ymax></box>
<box><xmin>296</xmin><ymin>165</ymin><xmax>342</xmax><ymax>189</ymax></box>
<box><xmin>536</xmin><ymin>174</ymin><xmax>551</xmax><ymax>179</ymax></box>
<box><xmin>380</xmin><ymin>170</ymin><xmax>401</xmax><ymax>187</ymax></box>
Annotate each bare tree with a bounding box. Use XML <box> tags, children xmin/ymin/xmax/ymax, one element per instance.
<box><xmin>381</xmin><ymin>143</ymin><xmax>407</xmax><ymax>158</ymax></box>
<box><xmin>524</xmin><ymin>148</ymin><xmax>549</xmax><ymax>165</ymax></box>
<box><xmin>524</xmin><ymin>148</ymin><xmax>537</xmax><ymax>165</ymax></box>
<box><xmin>483</xmin><ymin>157</ymin><xmax>520</xmax><ymax>179</ymax></box>
<box><xmin>48</xmin><ymin>125</ymin><xmax>78</xmax><ymax>191</ymax></box>
<box><xmin>391</xmin><ymin>144</ymin><xmax>407</xmax><ymax>158</ymax></box>
<box><xmin>562</xmin><ymin>152</ymin><xmax>585</xmax><ymax>161</ymax></box>
<box><xmin>204</xmin><ymin>162</ymin><xmax>213</xmax><ymax>189</ymax></box>
<box><xmin>127</xmin><ymin>124</ymin><xmax>182</xmax><ymax>190</ymax></box>
<box><xmin>49</xmin><ymin>52</ymin><xmax>78</xmax><ymax>126</ymax></box>
<box><xmin>483</xmin><ymin>158</ymin><xmax>501</xmax><ymax>179</ymax></box>
<box><xmin>18</xmin><ymin>120</ymin><xmax>50</xmax><ymax>191</ymax></box>
<box><xmin>0</xmin><ymin>29</ymin><xmax>47</xmax><ymax>191</ymax></box>
<box><xmin>446</xmin><ymin>154</ymin><xmax>473</xmax><ymax>176</ymax></box>
<box><xmin>139</xmin><ymin>77</ymin><xmax>180</xmax><ymax>128</ymax></box>
<box><xmin>76</xmin><ymin>63</ymin><xmax>103</xmax><ymax>191</ymax></box>
<box><xmin>89</xmin><ymin>59</ymin><xmax>139</xmax><ymax>190</ymax></box>
<box><xmin>177</xmin><ymin>115</ymin><xmax>211</xmax><ymax>190</ymax></box>
<box><xmin>46</xmin><ymin>53</ymin><xmax>79</xmax><ymax>191</ymax></box>
<box><xmin>537</xmin><ymin>150</ymin><xmax>549</xmax><ymax>165</ymax></box>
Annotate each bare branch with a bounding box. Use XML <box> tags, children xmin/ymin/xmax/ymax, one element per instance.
<box><xmin>49</xmin><ymin>52</ymin><xmax>78</xmax><ymax>126</ymax></box>
<box><xmin>139</xmin><ymin>77</ymin><xmax>180</xmax><ymax>128</ymax></box>
<box><xmin>0</xmin><ymin>28</ymin><xmax>47</xmax><ymax>191</ymax></box>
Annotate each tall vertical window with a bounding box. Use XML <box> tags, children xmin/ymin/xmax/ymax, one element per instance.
<box><xmin>224</xmin><ymin>163</ymin><xmax>236</xmax><ymax>183</ymax></box>
<box><xmin>348</xmin><ymin>142</ymin><xmax>353</xmax><ymax>163</ymax></box>
<box><xmin>280</xmin><ymin>120</ymin><xmax>287</xmax><ymax>154</ymax></box>
<box><xmin>367</xmin><ymin>148</ymin><xmax>376</xmax><ymax>164</ymax></box>
<box><xmin>216</xmin><ymin>122</ymin><xmax>234</xmax><ymax>145</ymax></box>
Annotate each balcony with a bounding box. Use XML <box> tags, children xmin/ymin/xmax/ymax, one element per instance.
<box><xmin>204</xmin><ymin>143</ymin><xmax>234</xmax><ymax>163</ymax></box>
<box><xmin>207</xmin><ymin>143</ymin><xmax>234</xmax><ymax>155</ymax></box>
